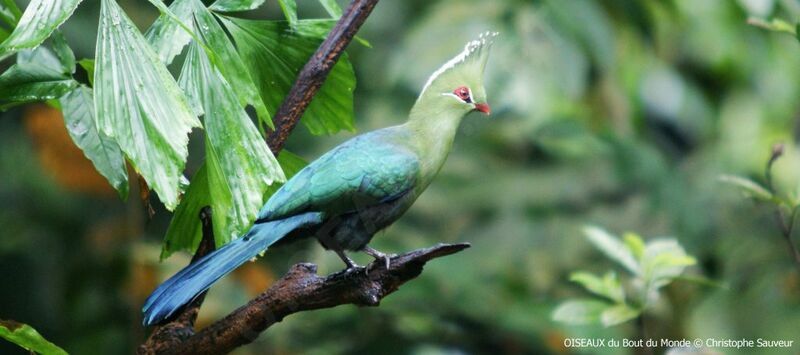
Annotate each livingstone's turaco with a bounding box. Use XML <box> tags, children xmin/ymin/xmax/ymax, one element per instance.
<box><xmin>143</xmin><ymin>32</ymin><xmax>498</xmax><ymax>326</ymax></box>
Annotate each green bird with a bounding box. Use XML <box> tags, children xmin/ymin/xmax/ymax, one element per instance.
<box><xmin>143</xmin><ymin>32</ymin><xmax>497</xmax><ymax>325</ymax></box>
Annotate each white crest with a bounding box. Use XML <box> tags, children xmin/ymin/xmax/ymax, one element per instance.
<box><xmin>420</xmin><ymin>31</ymin><xmax>498</xmax><ymax>95</ymax></box>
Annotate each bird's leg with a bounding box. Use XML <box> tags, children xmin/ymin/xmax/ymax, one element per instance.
<box><xmin>334</xmin><ymin>249</ymin><xmax>359</xmax><ymax>270</ymax></box>
<box><xmin>363</xmin><ymin>246</ymin><xmax>394</xmax><ymax>270</ymax></box>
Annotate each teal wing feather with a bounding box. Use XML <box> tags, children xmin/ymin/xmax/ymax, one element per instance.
<box><xmin>258</xmin><ymin>127</ymin><xmax>419</xmax><ymax>221</ymax></box>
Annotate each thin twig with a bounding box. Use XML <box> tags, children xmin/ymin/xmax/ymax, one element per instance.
<box><xmin>267</xmin><ymin>0</ymin><xmax>380</xmax><ymax>154</ymax></box>
<box><xmin>764</xmin><ymin>143</ymin><xmax>800</xmax><ymax>271</ymax></box>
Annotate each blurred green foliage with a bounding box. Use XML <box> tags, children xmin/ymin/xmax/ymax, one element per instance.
<box><xmin>2</xmin><ymin>0</ymin><xmax>800</xmax><ymax>354</ymax></box>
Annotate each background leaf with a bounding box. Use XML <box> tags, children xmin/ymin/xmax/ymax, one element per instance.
<box><xmin>95</xmin><ymin>0</ymin><xmax>201</xmax><ymax>210</ymax></box>
<box><xmin>220</xmin><ymin>17</ymin><xmax>356</xmax><ymax>135</ymax></box>
<box><xmin>0</xmin><ymin>0</ymin><xmax>82</xmax><ymax>55</ymax></box>
<box><xmin>583</xmin><ymin>226</ymin><xmax>640</xmax><ymax>275</ymax></box>
<box><xmin>318</xmin><ymin>0</ymin><xmax>342</xmax><ymax>18</ymax></box>
<box><xmin>0</xmin><ymin>0</ymin><xmax>21</xmax><ymax>28</ymax></box>
<box><xmin>59</xmin><ymin>85</ymin><xmax>129</xmax><ymax>199</ymax></box>
<box><xmin>570</xmin><ymin>271</ymin><xmax>625</xmax><ymax>304</ymax></box>
<box><xmin>600</xmin><ymin>304</ymin><xmax>640</xmax><ymax>327</ymax></box>
<box><xmin>0</xmin><ymin>320</ymin><xmax>67</xmax><ymax>355</ymax></box>
<box><xmin>552</xmin><ymin>300</ymin><xmax>610</xmax><ymax>326</ymax></box>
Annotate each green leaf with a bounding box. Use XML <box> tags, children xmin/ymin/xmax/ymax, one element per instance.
<box><xmin>747</xmin><ymin>17</ymin><xmax>796</xmax><ymax>36</ymax></box>
<box><xmin>0</xmin><ymin>0</ymin><xmax>22</xmax><ymax>28</ymax></box>
<box><xmin>600</xmin><ymin>304</ymin><xmax>640</xmax><ymax>327</ymax></box>
<box><xmin>583</xmin><ymin>226</ymin><xmax>640</xmax><ymax>275</ymax></box>
<box><xmin>318</xmin><ymin>0</ymin><xmax>342</xmax><ymax>18</ymax></box>
<box><xmin>77</xmin><ymin>59</ymin><xmax>94</xmax><ymax>86</ymax></box>
<box><xmin>552</xmin><ymin>299</ymin><xmax>609</xmax><ymax>325</ymax></box>
<box><xmin>220</xmin><ymin>17</ymin><xmax>356</xmax><ymax>135</ymax></box>
<box><xmin>0</xmin><ymin>319</ymin><xmax>68</xmax><ymax>355</ymax></box>
<box><xmin>59</xmin><ymin>85</ymin><xmax>129</xmax><ymax>199</ymax></box>
<box><xmin>642</xmin><ymin>239</ymin><xmax>696</xmax><ymax>293</ymax></box>
<box><xmin>178</xmin><ymin>41</ymin><xmax>284</xmax><ymax>246</ymax></box>
<box><xmin>570</xmin><ymin>271</ymin><xmax>625</xmax><ymax>304</ymax></box>
<box><xmin>209</xmin><ymin>0</ymin><xmax>266</xmax><ymax>12</ymax></box>
<box><xmin>161</xmin><ymin>149</ymin><xmax>306</xmax><ymax>258</ymax></box>
<box><xmin>95</xmin><ymin>0</ymin><xmax>201</xmax><ymax>210</ymax></box>
<box><xmin>0</xmin><ymin>0</ymin><xmax>82</xmax><ymax>56</ymax></box>
<box><xmin>0</xmin><ymin>48</ymin><xmax>77</xmax><ymax>109</ymax></box>
<box><xmin>161</xmin><ymin>163</ymin><xmax>210</xmax><ymax>259</ymax></box>
<box><xmin>277</xmin><ymin>0</ymin><xmax>298</xmax><ymax>29</ymax></box>
<box><xmin>50</xmin><ymin>30</ymin><xmax>75</xmax><ymax>75</ymax></box>
<box><xmin>189</xmin><ymin>1</ymin><xmax>270</xmax><ymax>128</ymax></box>
<box><xmin>718</xmin><ymin>174</ymin><xmax>775</xmax><ymax>202</ymax></box>
<box><xmin>144</xmin><ymin>0</ymin><xmax>195</xmax><ymax>65</ymax></box>
<box><xmin>623</xmin><ymin>232</ymin><xmax>645</xmax><ymax>260</ymax></box>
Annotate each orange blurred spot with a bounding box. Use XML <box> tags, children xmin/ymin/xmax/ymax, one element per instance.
<box><xmin>234</xmin><ymin>262</ymin><xmax>275</xmax><ymax>296</ymax></box>
<box><xmin>23</xmin><ymin>104</ymin><xmax>117</xmax><ymax>197</ymax></box>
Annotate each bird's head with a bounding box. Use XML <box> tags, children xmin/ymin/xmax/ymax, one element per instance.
<box><xmin>416</xmin><ymin>31</ymin><xmax>497</xmax><ymax>116</ymax></box>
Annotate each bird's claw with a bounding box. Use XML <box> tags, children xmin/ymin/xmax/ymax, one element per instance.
<box><xmin>363</xmin><ymin>246</ymin><xmax>395</xmax><ymax>273</ymax></box>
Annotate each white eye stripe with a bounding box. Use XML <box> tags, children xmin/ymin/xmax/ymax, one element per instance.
<box><xmin>441</xmin><ymin>90</ymin><xmax>474</xmax><ymax>104</ymax></box>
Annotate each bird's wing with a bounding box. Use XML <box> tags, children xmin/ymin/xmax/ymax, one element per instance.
<box><xmin>257</xmin><ymin>129</ymin><xmax>419</xmax><ymax>222</ymax></box>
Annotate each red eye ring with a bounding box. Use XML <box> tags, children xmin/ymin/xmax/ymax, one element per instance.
<box><xmin>453</xmin><ymin>86</ymin><xmax>472</xmax><ymax>103</ymax></box>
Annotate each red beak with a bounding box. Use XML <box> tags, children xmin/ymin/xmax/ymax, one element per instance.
<box><xmin>474</xmin><ymin>102</ymin><xmax>491</xmax><ymax>115</ymax></box>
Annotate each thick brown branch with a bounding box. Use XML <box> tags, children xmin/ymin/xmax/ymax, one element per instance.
<box><xmin>160</xmin><ymin>243</ymin><xmax>470</xmax><ymax>355</ymax></box>
<box><xmin>267</xmin><ymin>0</ymin><xmax>380</xmax><ymax>154</ymax></box>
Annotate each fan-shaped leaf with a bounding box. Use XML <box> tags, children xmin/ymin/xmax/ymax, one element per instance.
<box><xmin>95</xmin><ymin>0</ymin><xmax>201</xmax><ymax>210</ymax></box>
<box><xmin>179</xmin><ymin>41</ymin><xmax>283</xmax><ymax>245</ymax></box>
<box><xmin>60</xmin><ymin>85</ymin><xmax>129</xmax><ymax>199</ymax></box>
<box><xmin>0</xmin><ymin>0</ymin><xmax>82</xmax><ymax>55</ymax></box>
<box><xmin>220</xmin><ymin>17</ymin><xmax>356</xmax><ymax>135</ymax></box>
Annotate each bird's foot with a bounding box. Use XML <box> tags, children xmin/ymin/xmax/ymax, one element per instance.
<box><xmin>335</xmin><ymin>249</ymin><xmax>360</xmax><ymax>270</ymax></box>
<box><xmin>363</xmin><ymin>246</ymin><xmax>395</xmax><ymax>270</ymax></box>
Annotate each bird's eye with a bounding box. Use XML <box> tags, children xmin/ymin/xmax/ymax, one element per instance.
<box><xmin>453</xmin><ymin>86</ymin><xmax>472</xmax><ymax>103</ymax></box>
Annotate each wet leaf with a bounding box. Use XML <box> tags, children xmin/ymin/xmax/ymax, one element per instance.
<box><xmin>0</xmin><ymin>0</ymin><xmax>82</xmax><ymax>56</ymax></box>
<box><xmin>59</xmin><ymin>85</ymin><xmax>129</xmax><ymax>199</ymax></box>
<box><xmin>144</xmin><ymin>0</ymin><xmax>195</xmax><ymax>66</ymax></box>
<box><xmin>0</xmin><ymin>47</ymin><xmax>76</xmax><ymax>109</ymax></box>
<box><xmin>95</xmin><ymin>0</ymin><xmax>201</xmax><ymax>210</ymax></box>
<box><xmin>178</xmin><ymin>41</ymin><xmax>283</xmax><ymax>246</ymax></box>
<box><xmin>209</xmin><ymin>0</ymin><xmax>266</xmax><ymax>12</ymax></box>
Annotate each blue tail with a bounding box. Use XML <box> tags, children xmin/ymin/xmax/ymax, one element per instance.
<box><xmin>142</xmin><ymin>212</ymin><xmax>322</xmax><ymax>326</ymax></box>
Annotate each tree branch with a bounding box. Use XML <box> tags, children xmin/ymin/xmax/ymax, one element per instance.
<box><xmin>267</xmin><ymin>0</ymin><xmax>380</xmax><ymax>154</ymax></box>
<box><xmin>139</xmin><ymin>207</ymin><xmax>216</xmax><ymax>354</ymax></box>
<box><xmin>154</xmin><ymin>243</ymin><xmax>469</xmax><ymax>355</ymax></box>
